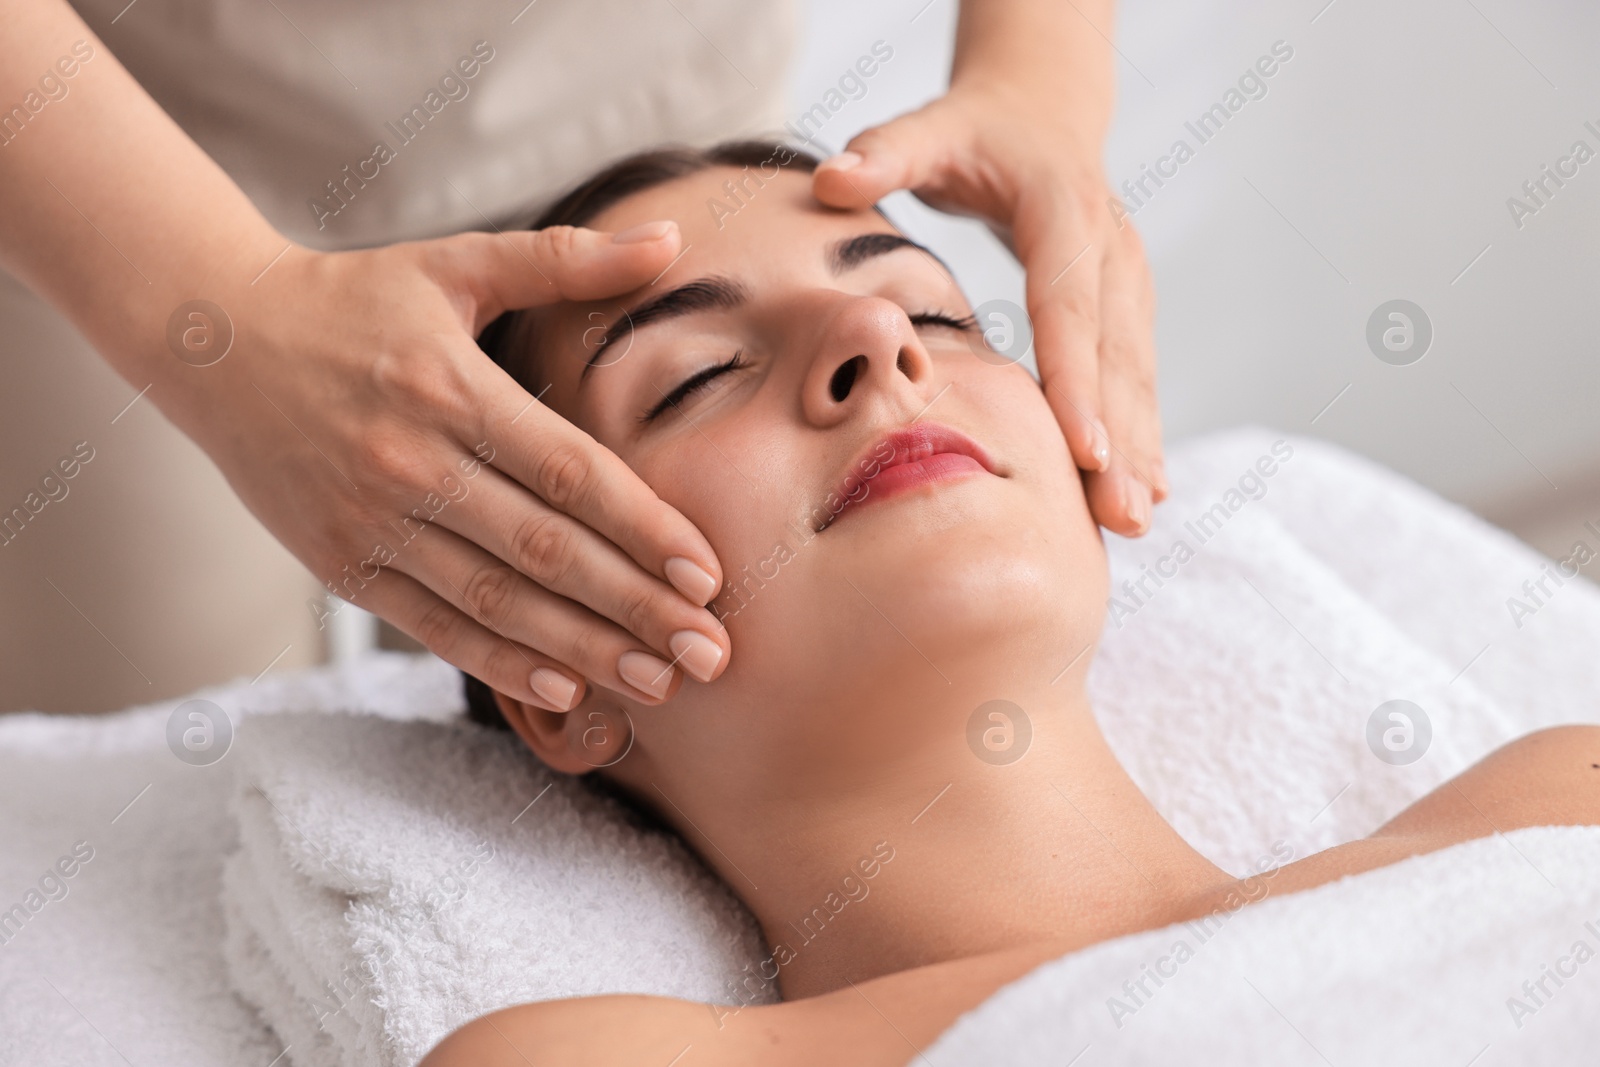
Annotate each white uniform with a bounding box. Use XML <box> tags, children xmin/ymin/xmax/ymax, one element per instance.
<box><xmin>0</xmin><ymin>0</ymin><xmax>796</xmax><ymax>711</ymax></box>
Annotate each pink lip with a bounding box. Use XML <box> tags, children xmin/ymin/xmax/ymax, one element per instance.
<box><xmin>819</xmin><ymin>423</ymin><xmax>998</xmax><ymax>531</ymax></box>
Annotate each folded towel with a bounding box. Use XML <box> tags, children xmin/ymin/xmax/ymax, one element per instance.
<box><xmin>0</xmin><ymin>652</ymin><xmax>463</xmax><ymax>1067</ymax></box>
<box><xmin>924</xmin><ymin>825</ymin><xmax>1600</xmax><ymax>1064</ymax></box>
<box><xmin>221</xmin><ymin>709</ymin><xmax>773</xmax><ymax>1067</ymax></box>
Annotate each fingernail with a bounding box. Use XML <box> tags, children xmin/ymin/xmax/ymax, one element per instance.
<box><xmin>1151</xmin><ymin>460</ymin><xmax>1170</xmax><ymax>499</ymax></box>
<box><xmin>529</xmin><ymin>667</ymin><xmax>579</xmax><ymax>711</ymax></box>
<box><xmin>1125</xmin><ymin>478</ymin><xmax>1150</xmax><ymax>533</ymax></box>
<box><xmin>613</xmin><ymin>220</ymin><xmax>677</xmax><ymax>244</ymax></box>
<box><xmin>1091</xmin><ymin>419</ymin><xmax>1111</xmax><ymax>472</ymax></box>
<box><xmin>669</xmin><ymin>630</ymin><xmax>724</xmax><ymax>684</ymax></box>
<box><xmin>821</xmin><ymin>151</ymin><xmax>863</xmax><ymax>172</ymax></box>
<box><xmin>618</xmin><ymin>649</ymin><xmax>674</xmax><ymax>700</ymax></box>
<box><xmin>665</xmin><ymin>556</ymin><xmax>719</xmax><ymax>606</ymax></box>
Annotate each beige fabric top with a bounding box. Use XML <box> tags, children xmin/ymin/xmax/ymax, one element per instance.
<box><xmin>70</xmin><ymin>0</ymin><xmax>797</xmax><ymax>248</ymax></box>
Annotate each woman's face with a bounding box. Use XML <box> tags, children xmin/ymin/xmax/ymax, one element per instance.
<box><xmin>510</xmin><ymin>165</ymin><xmax>1108</xmax><ymax>794</ymax></box>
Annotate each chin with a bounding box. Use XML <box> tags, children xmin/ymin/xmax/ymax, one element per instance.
<box><xmin>685</xmin><ymin>494</ymin><xmax>1104</xmax><ymax>774</ymax></box>
<box><xmin>817</xmin><ymin>486</ymin><xmax>1105</xmax><ymax>672</ymax></box>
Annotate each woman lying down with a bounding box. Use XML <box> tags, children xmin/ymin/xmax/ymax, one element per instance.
<box><xmin>423</xmin><ymin>141</ymin><xmax>1599</xmax><ymax>1065</ymax></box>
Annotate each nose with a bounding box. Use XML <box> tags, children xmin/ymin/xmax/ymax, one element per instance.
<box><xmin>801</xmin><ymin>295</ymin><xmax>933</xmax><ymax>427</ymax></box>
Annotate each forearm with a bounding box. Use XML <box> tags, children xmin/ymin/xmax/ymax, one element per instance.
<box><xmin>952</xmin><ymin>0</ymin><xmax>1117</xmax><ymax>146</ymax></box>
<box><xmin>0</xmin><ymin>0</ymin><xmax>283</xmax><ymax>415</ymax></box>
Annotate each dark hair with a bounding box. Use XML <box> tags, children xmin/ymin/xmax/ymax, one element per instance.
<box><xmin>463</xmin><ymin>139</ymin><xmax>820</xmax><ymax>732</ymax></box>
<box><xmin>462</xmin><ymin>672</ymin><xmax>509</xmax><ymax>731</ymax></box>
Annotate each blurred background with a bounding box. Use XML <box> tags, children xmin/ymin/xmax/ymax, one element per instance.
<box><xmin>3</xmin><ymin>0</ymin><xmax>1596</xmax><ymax>713</ymax></box>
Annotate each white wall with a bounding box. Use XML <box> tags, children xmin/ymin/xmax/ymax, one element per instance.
<box><xmin>788</xmin><ymin>0</ymin><xmax>1600</xmax><ymax>538</ymax></box>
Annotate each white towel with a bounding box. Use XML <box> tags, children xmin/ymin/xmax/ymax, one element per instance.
<box><xmin>220</xmin><ymin>710</ymin><xmax>773</xmax><ymax>1067</ymax></box>
<box><xmin>0</xmin><ymin>652</ymin><xmax>463</xmax><ymax>1067</ymax></box>
<box><xmin>1092</xmin><ymin>429</ymin><xmax>1599</xmax><ymax>875</ymax></box>
<box><xmin>923</xmin><ymin>825</ymin><xmax>1600</xmax><ymax>1065</ymax></box>
<box><xmin>1088</xmin><ymin>425</ymin><xmax>1600</xmax><ymax>876</ymax></box>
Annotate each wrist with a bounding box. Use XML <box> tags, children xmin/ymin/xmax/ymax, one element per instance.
<box><xmin>947</xmin><ymin>70</ymin><xmax>1112</xmax><ymax>152</ymax></box>
<box><xmin>948</xmin><ymin>0</ymin><xmax>1116</xmax><ymax>149</ymax></box>
<box><xmin>102</xmin><ymin>215</ymin><xmax>302</xmax><ymax>433</ymax></box>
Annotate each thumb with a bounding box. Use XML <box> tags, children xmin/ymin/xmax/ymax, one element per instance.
<box><xmin>812</xmin><ymin>105</ymin><xmax>956</xmax><ymax>209</ymax></box>
<box><xmin>438</xmin><ymin>221</ymin><xmax>683</xmax><ymax>331</ymax></box>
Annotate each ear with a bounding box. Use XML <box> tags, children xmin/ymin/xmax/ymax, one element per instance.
<box><xmin>493</xmin><ymin>690</ymin><xmax>635</xmax><ymax>774</ymax></box>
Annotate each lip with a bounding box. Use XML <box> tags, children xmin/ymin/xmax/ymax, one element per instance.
<box><xmin>817</xmin><ymin>422</ymin><xmax>998</xmax><ymax>531</ymax></box>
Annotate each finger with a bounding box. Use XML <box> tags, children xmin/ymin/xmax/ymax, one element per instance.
<box><xmin>482</xmin><ymin>400</ymin><xmax>724</xmax><ymax>608</ymax></box>
<box><xmin>812</xmin><ymin>105</ymin><xmax>955</xmax><ymax>209</ymax></box>
<box><xmin>1083</xmin><ymin>245</ymin><xmax>1163</xmax><ymax>536</ymax></box>
<box><xmin>437</xmin><ymin>223</ymin><xmax>684</xmax><ymax>330</ymax></box>
<box><xmin>348</xmin><ymin>565</ymin><xmax>585</xmax><ymax>714</ymax></box>
<box><xmin>1083</xmin><ymin>376</ymin><xmax>1154</xmax><ymax>539</ymax></box>
<box><xmin>392</xmin><ymin>522</ymin><xmax>691</xmax><ymax>706</ymax></box>
<box><xmin>1099</xmin><ymin>226</ymin><xmax>1166</xmax><ymax>508</ymax></box>
<box><xmin>1024</xmin><ymin>196</ymin><xmax>1110</xmax><ymax>474</ymax></box>
<box><xmin>432</xmin><ymin>464</ymin><xmax>730</xmax><ymax>681</ymax></box>
<box><xmin>1082</xmin><ymin>456</ymin><xmax>1147</xmax><ymax>539</ymax></box>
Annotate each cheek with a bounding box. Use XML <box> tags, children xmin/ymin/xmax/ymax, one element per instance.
<box><xmin>952</xmin><ymin>357</ymin><xmax>1107</xmax><ymax>576</ymax></box>
<box><xmin>633</xmin><ymin>418</ymin><xmax>802</xmax><ymax>595</ymax></box>
<box><xmin>959</xmin><ymin>362</ymin><xmax>1077</xmax><ymax>488</ymax></box>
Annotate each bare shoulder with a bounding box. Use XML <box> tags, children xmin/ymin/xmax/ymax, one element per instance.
<box><xmin>418</xmin><ymin>994</ymin><xmax>750</xmax><ymax>1067</ymax></box>
<box><xmin>1266</xmin><ymin>725</ymin><xmax>1600</xmax><ymax>894</ymax></box>
<box><xmin>419</xmin><ymin>940</ymin><xmax>1075</xmax><ymax>1067</ymax></box>
<box><xmin>1376</xmin><ymin>724</ymin><xmax>1600</xmax><ymax>839</ymax></box>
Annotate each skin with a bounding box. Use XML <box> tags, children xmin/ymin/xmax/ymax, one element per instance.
<box><xmin>420</xmin><ymin>167</ymin><xmax>1600</xmax><ymax>1066</ymax></box>
<box><xmin>0</xmin><ymin>0</ymin><xmax>1159</xmax><ymax>717</ymax></box>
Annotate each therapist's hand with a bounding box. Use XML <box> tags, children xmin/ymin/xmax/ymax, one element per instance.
<box><xmin>812</xmin><ymin>75</ymin><xmax>1166</xmax><ymax>538</ymax></box>
<box><xmin>196</xmin><ymin>222</ymin><xmax>730</xmax><ymax>712</ymax></box>
<box><xmin>0</xmin><ymin>0</ymin><xmax>729</xmax><ymax>712</ymax></box>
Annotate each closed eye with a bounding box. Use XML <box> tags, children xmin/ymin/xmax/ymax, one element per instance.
<box><xmin>642</xmin><ymin>351</ymin><xmax>749</xmax><ymax>423</ymax></box>
<box><xmin>909</xmin><ymin>311</ymin><xmax>978</xmax><ymax>332</ymax></box>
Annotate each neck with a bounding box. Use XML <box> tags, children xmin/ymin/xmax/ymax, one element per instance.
<box><xmin>670</xmin><ymin>673</ymin><xmax>1230</xmax><ymax>1000</ymax></box>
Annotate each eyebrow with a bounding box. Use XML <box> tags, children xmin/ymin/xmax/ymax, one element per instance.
<box><xmin>584</xmin><ymin>276</ymin><xmax>749</xmax><ymax>379</ymax></box>
<box><xmin>827</xmin><ymin>232</ymin><xmax>949</xmax><ymax>275</ymax></box>
<box><xmin>580</xmin><ymin>232</ymin><xmax>950</xmax><ymax>382</ymax></box>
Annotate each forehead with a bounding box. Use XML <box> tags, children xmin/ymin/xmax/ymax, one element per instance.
<box><xmin>587</xmin><ymin>164</ymin><xmax>895</xmax><ymax>257</ymax></box>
